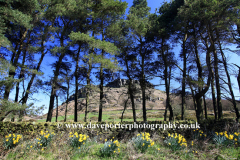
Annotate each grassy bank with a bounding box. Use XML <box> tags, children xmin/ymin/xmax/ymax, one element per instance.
<box><xmin>1</xmin><ymin>130</ymin><xmax>240</xmax><ymax>160</ymax></box>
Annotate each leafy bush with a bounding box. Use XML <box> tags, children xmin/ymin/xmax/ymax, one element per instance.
<box><xmin>131</xmin><ymin>132</ymin><xmax>154</xmax><ymax>153</ymax></box>
<box><xmin>99</xmin><ymin>138</ymin><xmax>120</xmax><ymax>157</ymax></box>
<box><xmin>68</xmin><ymin>132</ymin><xmax>89</xmax><ymax>148</ymax></box>
<box><xmin>163</xmin><ymin>133</ymin><xmax>187</xmax><ymax>151</ymax></box>
<box><xmin>3</xmin><ymin>133</ymin><xmax>22</xmax><ymax>149</ymax></box>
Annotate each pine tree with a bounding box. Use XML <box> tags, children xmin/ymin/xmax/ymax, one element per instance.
<box><xmin>70</xmin><ymin>0</ymin><xmax>127</xmax><ymax>122</ymax></box>
<box><xmin>127</xmin><ymin>0</ymin><xmax>152</xmax><ymax>122</ymax></box>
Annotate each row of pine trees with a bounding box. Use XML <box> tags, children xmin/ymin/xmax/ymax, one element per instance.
<box><xmin>0</xmin><ymin>0</ymin><xmax>240</xmax><ymax>122</ymax></box>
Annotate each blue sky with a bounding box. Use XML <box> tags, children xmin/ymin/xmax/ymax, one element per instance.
<box><xmin>7</xmin><ymin>0</ymin><xmax>240</xmax><ymax>115</ymax></box>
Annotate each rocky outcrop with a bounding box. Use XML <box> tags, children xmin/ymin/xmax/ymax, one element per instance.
<box><xmin>105</xmin><ymin>78</ymin><xmax>153</xmax><ymax>88</ymax></box>
<box><xmin>65</xmin><ymin>79</ymin><xmax>154</xmax><ymax>103</ymax></box>
<box><xmin>67</xmin><ymin>86</ymin><xmax>92</xmax><ymax>102</ymax></box>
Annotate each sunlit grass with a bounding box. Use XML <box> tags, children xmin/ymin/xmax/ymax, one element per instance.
<box><xmin>37</xmin><ymin>109</ymin><xmax>165</xmax><ymax>122</ymax></box>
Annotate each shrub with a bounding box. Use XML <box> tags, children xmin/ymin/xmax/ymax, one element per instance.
<box><xmin>131</xmin><ymin>132</ymin><xmax>154</xmax><ymax>153</ymax></box>
<box><xmin>3</xmin><ymin>133</ymin><xmax>22</xmax><ymax>149</ymax></box>
<box><xmin>99</xmin><ymin>138</ymin><xmax>120</xmax><ymax>157</ymax></box>
<box><xmin>163</xmin><ymin>133</ymin><xmax>187</xmax><ymax>151</ymax></box>
<box><xmin>172</xmin><ymin>105</ymin><xmax>182</xmax><ymax>117</ymax></box>
<box><xmin>68</xmin><ymin>132</ymin><xmax>89</xmax><ymax>148</ymax></box>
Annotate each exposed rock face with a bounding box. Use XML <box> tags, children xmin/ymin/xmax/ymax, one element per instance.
<box><xmin>45</xmin><ymin>87</ymin><xmax>167</xmax><ymax>118</ymax></box>
<box><xmin>65</xmin><ymin>79</ymin><xmax>154</xmax><ymax>103</ymax></box>
<box><xmin>105</xmin><ymin>78</ymin><xmax>153</xmax><ymax>88</ymax></box>
<box><xmin>68</xmin><ymin>86</ymin><xmax>92</xmax><ymax>101</ymax></box>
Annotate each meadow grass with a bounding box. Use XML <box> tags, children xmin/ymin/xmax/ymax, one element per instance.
<box><xmin>37</xmin><ymin>109</ymin><xmax>169</xmax><ymax>122</ymax></box>
<box><xmin>37</xmin><ymin>109</ymin><xmax>166</xmax><ymax>122</ymax></box>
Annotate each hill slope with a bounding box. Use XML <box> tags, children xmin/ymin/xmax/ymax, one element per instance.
<box><xmin>42</xmin><ymin>79</ymin><xmax>167</xmax><ymax>118</ymax></box>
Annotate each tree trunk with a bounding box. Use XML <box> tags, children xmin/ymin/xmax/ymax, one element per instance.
<box><xmin>46</xmin><ymin>29</ymin><xmax>67</xmax><ymax>122</ymax></box>
<box><xmin>217</xmin><ymin>30</ymin><xmax>239</xmax><ymax>121</ymax></box>
<box><xmin>64</xmin><ymin>80</ymin><xmax>70</xmax><ymax>122</ymax></box>
<box><xmin>141</xmin><ymin>79</ymin><xmax>147</xmax><ymax>122</ymax></box>
<box><xmin>121</xmin><ymin>96</ymin><xmax>129</xmax><ymax>122</ymax></box>
<box><xmin>181</xmin><ymin>33</ymin><xmax>187</xmax><ymax>120</ymax></box>
<box><xmin>85</xmin><ymin>62</ymin><xmax>91</xmax><ymax>122</ymax></box>
<box><xmin>193</xmin><ymin>24</ymin><xmax>204</xmax><ymax>121</ymax></box>
<box><xmin>194</xmin><ymin>34</ymin><xmax>213</xmax><ymax>121</ymax></box>
<box><xmin>46</xmin><ymin>59</ymin><xmax>65</xmax><ymax>122</ymax></box>
<box><xmin>20</xmin><ymin>38</ymin><xmax>47</xmax><ymax>105</ymax></box>
<box><xmin>56</xmin><ymin>95</ymin><xmax>58</xmax><ymax>122</ymax></box>
<box><xmin>98</xmin><ymin>26</ymin><xmax>104</xmax><ymax>122</ymax></box>
<box><xmin>203</xmin><ymin>94</ymin><xmax>207</xmax><ymax>119</ymax></box>
<box><xmin>129</xmin><ymin>81</ymin><xmax>136</xmax><ymax>122</ymax></box>
<box><xmin>161</xmin><ymin>42</ymin><xmax>173</xmax><ymax>121</ymax></box>
<box><xmin>168</xmin><ymin>67</ymin><xmax>173</xmax><ymax>121</ymax></box>
<box><xmin>238</xmin><ymin>67</ymin><xmax>240</xmax><ymax>94</ymax></box>
<box><xmin>141</xmin><ymin>55</ymin><xmax>147</xmax><ymax>122</ymax></box>
<box><xmin>196</xmin><ymin>98</ymin><xmax>203</xmax><ymax>121</ymax></box>
<box><xmin>211</xmin><ymin>67</ymin><xmax>218</xmax><ymax>120</ymax></box>
<box><xmin>208</xmin><ymin>22</ymin><xmax>223</xmax><ymax>120</ymax></box>
<box><xmin>14</xmin><ymin>45</ymin><xmax>28</xmax><ymax>122</ymax></box>
<box><xmin>213</xmin><ymin>48</ymin><xmax>223</xmax><ymax>120</ymax></box>
<box><xmin>98</xmin><ymin>53</ymin><xmax>104</xmax><ymax>122</ymax></box>
<box><xmin>189</xmin><ymin>84</ymin><xmax>197</xmax><ymax>113</ymax></box>
<box><xmin>125</xmin><ymin>56</ymin><xmax>136</xmax><ymax>122</ymax></box>
<box><xmin>74</xmin><ymin>45</ymin><xmax>81</xmax><ymax>122</ymax></box>
<box><xmin>4</xmin><ymin>30</ymin><xmax>28</xmax><ymax>100</ymax></box>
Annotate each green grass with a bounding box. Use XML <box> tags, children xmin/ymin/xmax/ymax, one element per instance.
<box><xmin>37</xmin><ymin>109</ymin><xmax>165</xmax><ymax>122</ymax></box>
<box><xmin>33</xmin><ymin>108</ymin><xmax>238</xmax><ymax>123</ymax></box>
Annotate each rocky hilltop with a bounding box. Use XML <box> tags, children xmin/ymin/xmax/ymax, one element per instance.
<box><xmin>67</xmin><ymin>79</ymin><xmax>154</xmax><ymax>101</ymax></box>
<box><xmin>106</xmin><ymin>78</ymin><xmax>154</xmax><ymax>88</ymax></box>
<box><xmin>42</xmin><ymin>79</ymin><xmax>166</xmax><ymax>118</ymax></box>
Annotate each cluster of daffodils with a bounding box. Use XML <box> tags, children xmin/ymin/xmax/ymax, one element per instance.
<box><xmin>3</xmin><ymin>133</ymin><xmax>22</xmax><ymax>149</ymax></box>
<box><xmin>213</xmin><ymin>131</ymin><xmax>239</xmax><ymax>146</ymax></box>
<box><xmin>99</xmin><ymin>137</ymin><xmax>120</xmax><ymax>157</ymax></box>
<box><xmin>34</xmin><ymin>131</ymin><xmax>55</xmax><ymax>150</ymax></box>
<box><xmin>163</xmin><ymin>133</ymin><xmax>187</xmax><ymax>151</ymax></box>
<box><xmin>131</xmin><ymin>132</ymin><xmax>154</xmax><ymax>153</ymax></box>
<box><xmin>69</xmin><ymin>132</ymin><xmax>89</xmax><ymax>148</ymax></box>
<box><xmin>192</xmin><ymin>129</ymin><xmax>207</xmax><ymax>140</ymax></box>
